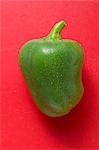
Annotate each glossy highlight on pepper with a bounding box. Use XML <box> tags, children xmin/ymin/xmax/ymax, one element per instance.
<box><xmin>19</xmin><ymin>20</ymin><xmax>84</xmax><ymax>117</ymax></box>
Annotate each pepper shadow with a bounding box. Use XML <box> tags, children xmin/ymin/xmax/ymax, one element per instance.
<box><xmin>38</xmin><ymin>65</ymin><xmax>95</xmax><ymax>148</ymax></box>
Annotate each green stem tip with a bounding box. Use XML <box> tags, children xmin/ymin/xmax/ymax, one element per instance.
<box><xmin>47</xmin><ymin>20</ymin><xmax>67</xmax><ymax>40</ymax></box>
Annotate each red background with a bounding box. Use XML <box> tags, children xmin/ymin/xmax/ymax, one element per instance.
<box><xmin>1</xmin><ymin>0</ymin><xmax>99</xmax><ymax>149</ymax></box>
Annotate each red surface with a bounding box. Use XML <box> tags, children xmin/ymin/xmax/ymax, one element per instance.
<box><xmin>1</xmin><ymin>1</ymin><xmax>99</xmax><ymax>149</ymax></box>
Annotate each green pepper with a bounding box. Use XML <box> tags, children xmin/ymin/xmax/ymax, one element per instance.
<box><xmin>19</xmin><ymin>20</ymin><xmax>84</xmax><ymax>117</ymax></box>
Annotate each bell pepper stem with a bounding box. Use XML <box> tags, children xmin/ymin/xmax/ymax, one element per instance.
<box><xmin>47</xmin><ymin>20</ymin><xmax>67</xmax><ymax>40</ymax></box>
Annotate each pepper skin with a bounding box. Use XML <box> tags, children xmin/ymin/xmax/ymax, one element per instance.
<box><xmin>19</xmin><ymin>20</ymin><xmax>84</xmax><ymax>117</ymax></box>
